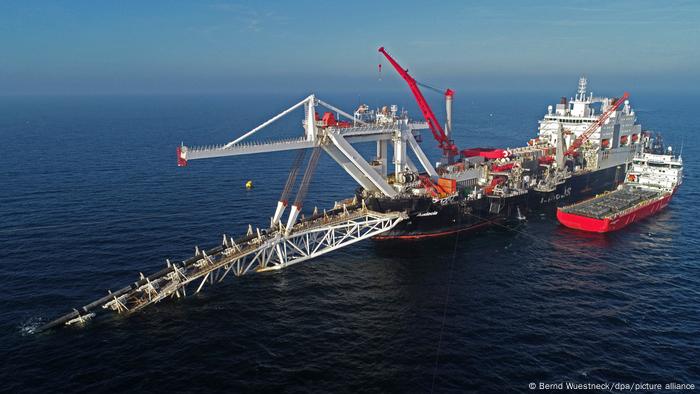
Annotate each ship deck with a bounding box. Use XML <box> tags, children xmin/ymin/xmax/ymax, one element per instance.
<box><xmin>560</xmin><ymin>187</ymin><xmax>660</xmax><ymax>219</ymax></box>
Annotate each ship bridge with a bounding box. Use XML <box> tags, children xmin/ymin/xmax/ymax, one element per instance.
<box><xmin>538</xmin><ymin>77</ymin><xmax>642</xmax><ymax>154</ymax></box>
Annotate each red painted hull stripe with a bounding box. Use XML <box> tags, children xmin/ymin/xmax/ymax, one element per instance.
<box><xmin>556</xmin><ymin>193</ymin><xmax>673</xmax><ymax>233</ymax></box>
<box><xmin>373</xmin><ymin>219</ymin><xmax>498</xmax><ymax>240</ymax></box>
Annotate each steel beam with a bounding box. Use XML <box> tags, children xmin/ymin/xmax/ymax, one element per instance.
<box><xmin>326</xmin><ymin>131</ymin><xmax>397</xmax><ymax>197</ymax></box>
<box><xmin>36</xmin><ymin>208</ymin><xmax>406</xmax><ymax>332</ymax></box>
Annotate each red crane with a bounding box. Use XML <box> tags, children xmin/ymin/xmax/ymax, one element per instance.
<box><xmin>378</xmin><ymin>47</ymin><xmax>458</xmax><ymax>159</ymax></box>
<box><xmin>564</xmin><ymin>92</ymin><xmax>630</xmax><ymax>156</ymax></box>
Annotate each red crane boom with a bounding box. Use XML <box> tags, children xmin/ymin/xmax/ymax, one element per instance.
<box><xmin>378</xmin><ymin>47</ymin><xmax>458</xmax><ymax>158</ymax></box>
<box><xmin>565</xmin><ymin>92</ymin><xmax>630</xmax><ymax>156</ymax></box>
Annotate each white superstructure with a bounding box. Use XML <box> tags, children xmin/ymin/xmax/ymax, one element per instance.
<box><xmin>536</xmin><ymin>77</ymin><xmax>643</xmax><ymax>171</ymax></box>
<box><xmin>626</xmin><ymin>149</ymin><xmax>683</xmax><ymax>192</ymax></box>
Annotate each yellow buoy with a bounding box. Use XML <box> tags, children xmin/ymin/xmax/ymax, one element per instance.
<box><xmin>245</xmin><ymin>180</ymin><xmax>253</xmax><ymax>189</ymax></box>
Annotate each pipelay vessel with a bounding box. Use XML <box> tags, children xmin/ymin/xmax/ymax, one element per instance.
<box><xmin>36</xmin><ymin>47</ymin><xmax>668</xmax><ymax>332</ymax></box>
<box><xmin>174</xmin><ymin>47</ymin><xmax>653</xmax><ymax>241</ymax></box>
<box><xmin>362</xmin><ymin>49</ymin><xmax>649</xmax><ymax>239</ymax></box>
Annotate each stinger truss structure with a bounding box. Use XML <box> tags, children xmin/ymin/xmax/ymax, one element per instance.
<box><xmin>37</xmin><ymin>94</ymin><xmax>431</xmax><ymax>332</ymax></box>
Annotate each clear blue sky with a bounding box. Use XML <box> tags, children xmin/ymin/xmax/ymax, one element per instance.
<box><xmin>1</xmin><ymin>0</ymin><xmax>698</xmax><ymax>94</ymax></box>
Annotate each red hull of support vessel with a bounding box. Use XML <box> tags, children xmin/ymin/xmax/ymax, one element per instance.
<box><xmin>557</xmin><ymin>193</ymin><xmax>673</xmax><ymax>233</ymax></box>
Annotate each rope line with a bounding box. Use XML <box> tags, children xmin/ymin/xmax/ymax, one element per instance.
<box><xmin>430</xmin><ymin>224</ymin><xmax>461</xmax><ymax>392</ymax></box>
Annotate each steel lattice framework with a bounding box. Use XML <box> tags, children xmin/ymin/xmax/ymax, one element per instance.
<box><xmin>37</xmin><ymin>94</ymin><xmax>423</xmax><ymax>333</ymax></box>
<box><xmin>39</xmin><ymin>206</ymin><xmax>406</xmax><ymax>331</ymax></box>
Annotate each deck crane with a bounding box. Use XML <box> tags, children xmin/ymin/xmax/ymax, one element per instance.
<box><xmin>564</xmin><ymin>92</ymin><xmax>630</xmax><ymax>156</ymax></box>
<box><xmin>378</xmin><ymin>47</ymin><xmax>459</xmax><ymax>162</ymax></box>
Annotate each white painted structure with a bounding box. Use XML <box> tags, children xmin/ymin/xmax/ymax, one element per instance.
<box><xmin>100</xmin><ymin>207</ymin><xmax>407</xmax><ymax>316</ymax></box>
<box><xmin>537</xmin><ymin>77</ymin><xmax>643</xmax><ymax>172</ymax></box>
<box><xmin>179</xmin><ymin>95</ymin><xmax>438</xmax><ymax>201</ymax></box>
<box><xmin>626</xmin><ymin>150</ymin><xmax>683</xmax><ymax>192</ymax></box>
<box><xmin>38</xmin><ymin>203</ymin><xmax>408</xmax><ymax>331</ymax></box>
<box><xmin>42</xmin><ymin>95</ymin><xmax>443</xmax><ymax>331</ymax></box>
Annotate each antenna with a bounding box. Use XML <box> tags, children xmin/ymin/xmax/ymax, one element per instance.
<box><xmin>577</xmin><ymin>76</ymin><xmax>587</xmax><ymax>101</ymax></box>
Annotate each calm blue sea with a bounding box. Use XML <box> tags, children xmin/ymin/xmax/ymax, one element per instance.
<box><xmin>0</xmin><ymin>91</ymin><xmax>698</xmax><ymax>393</ymax></box>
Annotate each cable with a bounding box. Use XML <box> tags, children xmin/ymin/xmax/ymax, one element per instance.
<box><xmin>431</xmin><ymin>224</ymin><xmax>461</xmax><ymax>393</ymax></box>
<box><xmin>417</xmin><ymin>81</ymin><xmax>445</xmax><ymax>95</ymax></box>
<box><xmin>280</xmin><ymin>149</ymin><xmax>307</xmax><ymax>204</ymax></box>
<box><xmin>293</xmin><ymin>146</ymin><xmax>322</xmax><ymax>208</ymax></box>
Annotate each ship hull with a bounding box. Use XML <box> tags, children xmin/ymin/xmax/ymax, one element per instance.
<box><xmin>556</xmin><ymin>193</ymin><xmax>673</xmax><ymax>233</ymax></box>
<box><xmin>529</xmin><ymin>164</ymin><xmax>627</xmax><ymax>212</ymax></box>
<box><xmin>366</xmin><ymin>193</ymin><xmax>528</xmax><ymax>241</ymax></box>
<box><xmin>366</xmin><ymin>164</ymin><xmax>628</xmax><ymax>240</ymax></box>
